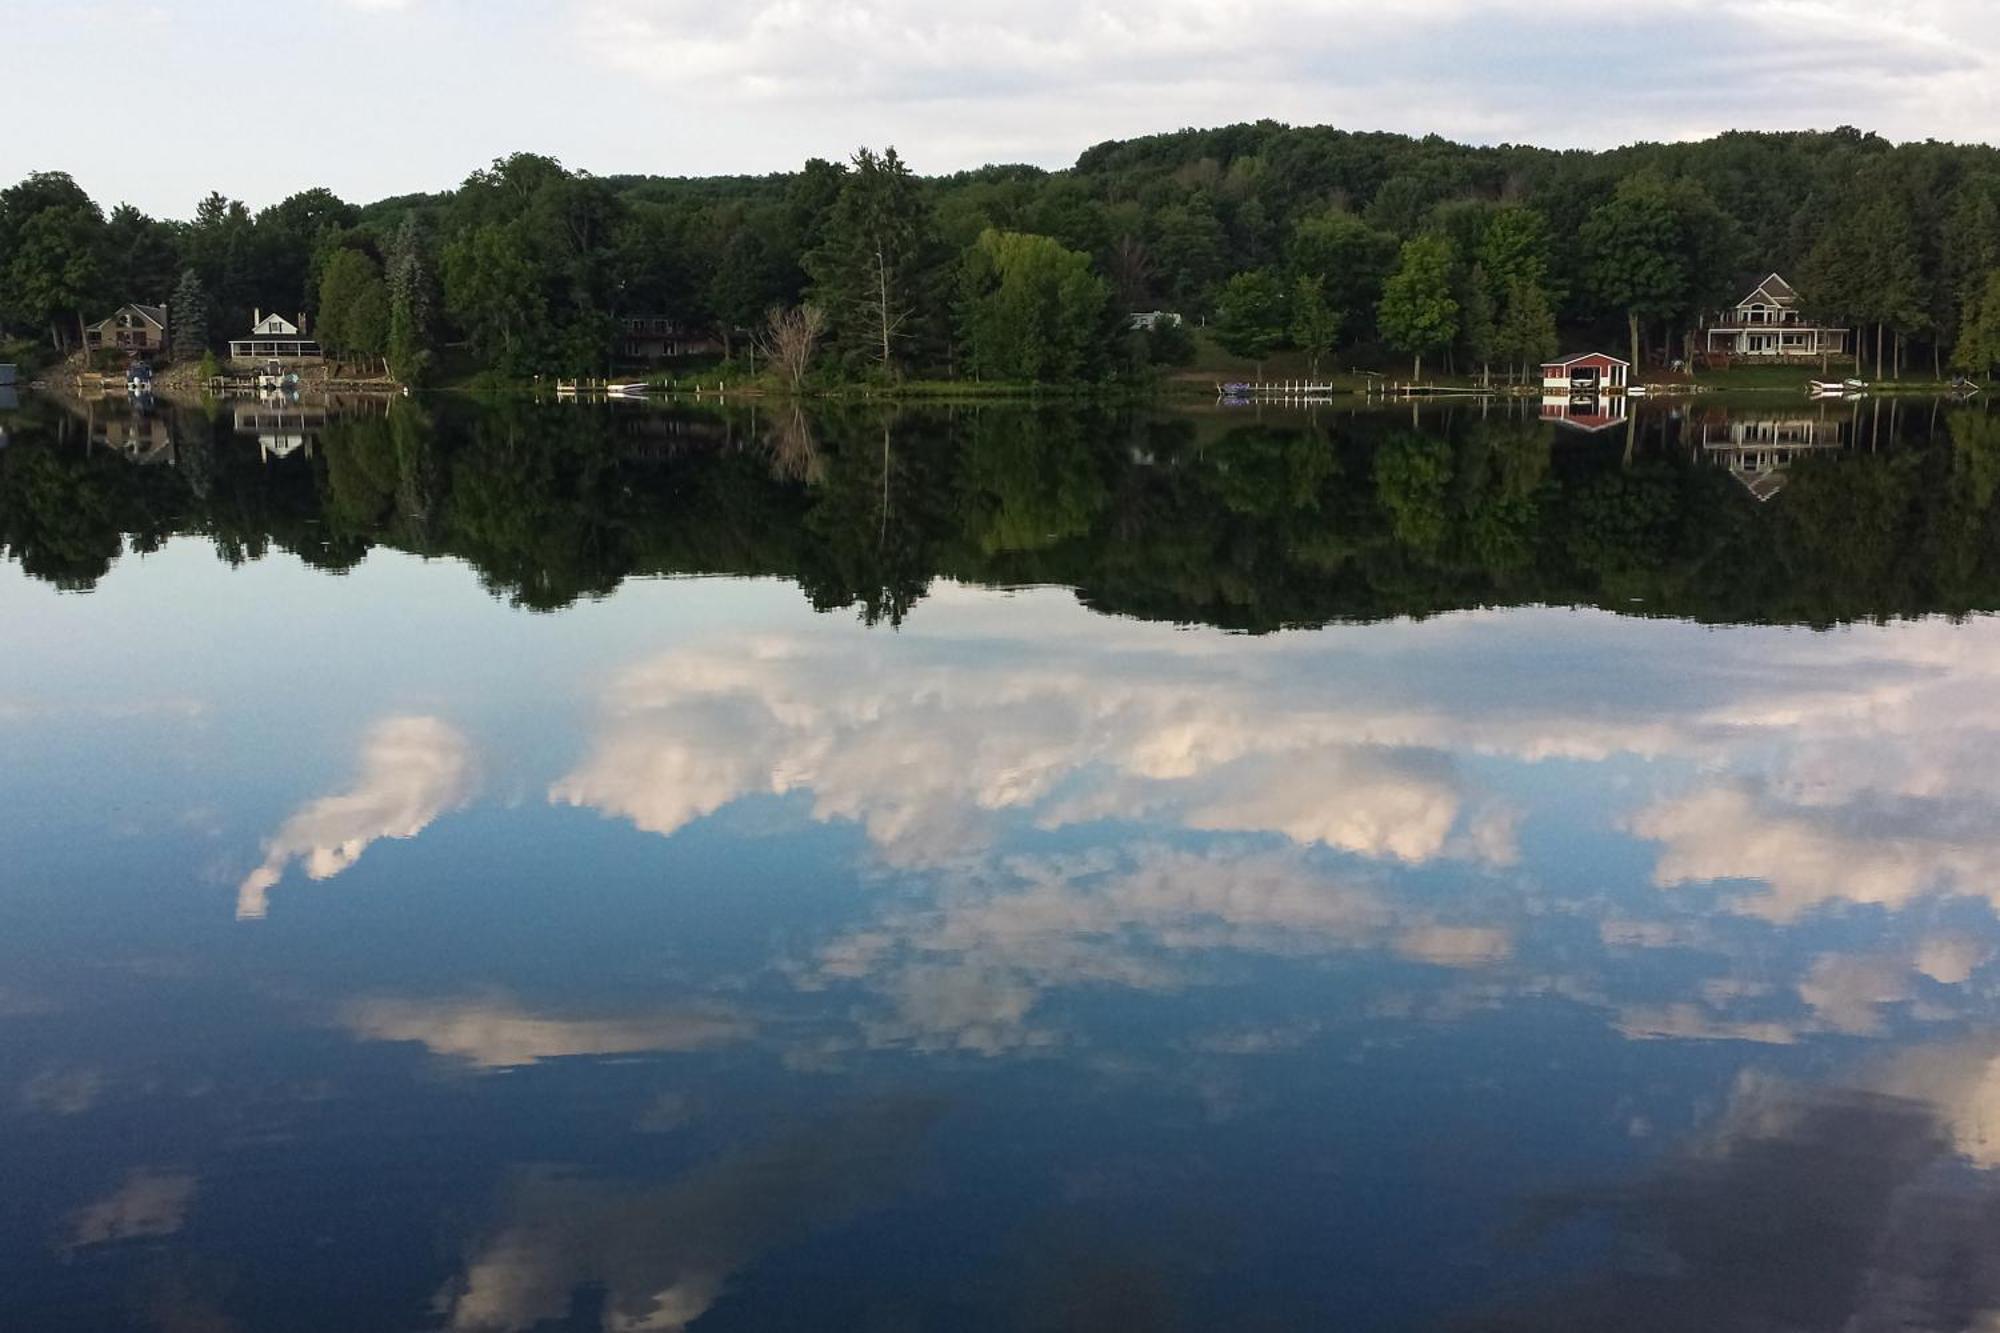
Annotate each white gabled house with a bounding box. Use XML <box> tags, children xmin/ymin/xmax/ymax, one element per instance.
<box><xmin>228</xmin><ymin>310</ymin><xmax>324</xmax><ymax>364</ymax></box>
<box><xmin>1702</xmin><ymin>274</ymin><xmax>1849</xmax><ymax>362</ymax></box>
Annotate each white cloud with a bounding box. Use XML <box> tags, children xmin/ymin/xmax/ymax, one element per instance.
<box><xmin>238</xmin><ymin>716</ymin><xmax>476</xmax><ymax>919</ymax></box>
<box><xmin>1869</xmin><ymin>1038</ymin><xmax>2000</xmax><ymax>1169</ymax></box>
<box><xmin>341</xmin><ymin>995</ymin><xmax>751</xmax><ymax>1068</ymax></box>
<box><xmin>1614</xmin><ymin>1004</ymin><xmax>1803</xmax><ymax>1046</ymax></box>
<box><xmin>568</xmin><ymin>0</ymin><xmax>2000</xmax><ymax>160</ymax></box>
<box><xmin>20</xmin><ymin>1068</ymin><xmax>104</xmax><ymax>1116</ymax></box>
<box><xmin>445</xmin><ymin>1106</ymin><xmax>933</xmax><ymax>1331</ymax></box>
<box><xmin>15</xmin><ymin>1</ymin><xmax>2000</xmax><ymax>218</ymax></box>
<box><xmin>65</xmin><ymin>1168</ymin><xmax>197</xmax><ymax>1251</ymax></box>
<box><xmin>797</xmin><ymin>843</ymin><xmax>1514</xmax><ymax>1054</ymax></box>
<box><xmin>1633</xmin><ymin>781</ymin><xmax>2000</xmax><ymax>922</ymax></box>
<box><xmin>549</xmin><ymin>627</ymin><xmax>1524</xmax><ymax>871</ymax></box>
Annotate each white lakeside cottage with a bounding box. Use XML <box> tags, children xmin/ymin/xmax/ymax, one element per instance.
<box><xmin>229</xmin><ymin>310</ymin><xmax>324</xmax><ymax>364</ymax></box>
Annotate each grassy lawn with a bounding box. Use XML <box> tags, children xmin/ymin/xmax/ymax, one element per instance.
<box><xmin>1684</xmin><ymin>362</ymin><xmax>1975</xmax><ymax>393</ymax></box>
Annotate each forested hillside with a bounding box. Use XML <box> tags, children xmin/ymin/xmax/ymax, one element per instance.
<box><xmin>7</xmin><ymin>122</ymin><xmax>2000</xmax><ymax>384</ymax></box>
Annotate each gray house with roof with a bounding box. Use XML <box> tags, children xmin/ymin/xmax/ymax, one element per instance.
<box><xmin>1702</xmin><ymin>274</ymin><xmax>1849</xmax><ymax>362</ymax></box>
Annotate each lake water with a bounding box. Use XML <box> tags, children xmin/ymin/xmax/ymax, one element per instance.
<box><xmin>7</xmin><ymin>391</ymin><xmax>2000</xmax><ymax>1330</ymax></box>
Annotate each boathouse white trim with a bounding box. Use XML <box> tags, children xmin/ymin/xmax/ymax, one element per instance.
<box><xmin>1539</xmin><ymin>392</ymin><xmax>1630</xmax><ymax>433</ymax></box>
<box><xmin>1540</xmin><ymin>352</ymin><xmax>1629</xmax><ymax>392</ymax></box>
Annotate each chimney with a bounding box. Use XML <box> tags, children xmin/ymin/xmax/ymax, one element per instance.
<box><xmin>254</xmin><ymin>307</ymin><xmax>262</xmax><ymax>328</ymax></box>
<box><xmin>297</xmin><ymin>312</ymin><xmax>307</xmax><ymax>334</ymax></box>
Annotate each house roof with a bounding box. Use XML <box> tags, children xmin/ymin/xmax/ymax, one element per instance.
<box><xmin>1738</xmin><ymin>273</ymin><xmax>1800</xmax><ymax>308</ymax></box>
<box><xmin>1540</xmin><ymin>406</ymin><xmax>1628</xmax><ymax>433</ymax></box>
<box><xmin>89</xmin><ymin>304</ymin><xmax>167</xmax><ymax>330</ymax></box>
<box><xmin>1542</xmin><ymin>351</ymin><xmax>1631</xmax><ymax>368</ymax></box>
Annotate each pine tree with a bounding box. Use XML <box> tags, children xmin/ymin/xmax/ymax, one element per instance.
<box><xmin>385</xmin><ymin>214</ymin><xmax>437</xmax><ymax>383</ymax></box>
<box><xmin>805</xmin><ymin>147</ymin><xmax>938</xmax><ymax>377</ymax></box>
<box><xmin>168</xmin><ymin>269</ymin><xmax>210</xmax><ymax>363</ymax></box>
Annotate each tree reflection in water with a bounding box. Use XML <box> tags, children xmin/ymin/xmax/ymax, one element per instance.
<box><xmin>7</xmin><ymin>394</ymin><xmax>2000</xmax><ymax>628</ymax></box>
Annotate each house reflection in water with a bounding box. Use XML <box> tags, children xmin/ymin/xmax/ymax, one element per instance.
<box><xmin>1696</xmin><ymin>406</ymin><xmax>1850</xmax><ymax>502</ymax></box>
<box><xmin>80</xmin><ymin>399</ymin><xmax>175</xmax><ymax>465</ymax></box>
<box><xmin>1539</xmin><ymin>392</ymin><xmax>1630</xmax><ymax>434</ymax></box>
<box><xmin>233</xmin><ymin>402</ymin><xmax>329</xmax><ymax>462</ymax></box>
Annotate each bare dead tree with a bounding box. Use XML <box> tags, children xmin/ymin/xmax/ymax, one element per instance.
<box><xmin>1109</xmin><ymin>234</ymin><xmax>1155</xmax><ymax>311</ymax></box>
<box><xmin>764</xmin><ymin>402</ymin><xmax>824</xmax><ymax>484</ymax></box>
<box><xmin>864</xmin><ymin>245</ymin><xmax>911</xmax><ymax>374</ymax></box>
<box><xmin>753</xmin><ymin>303</ymin><xmax>829</xmax><ymax>394</ymax></box>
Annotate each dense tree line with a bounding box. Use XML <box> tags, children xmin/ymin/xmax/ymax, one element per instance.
<box><xmin>9</xmin><ymin>123</ymin><xmax>2000</xmax><ymax>383</ymax></box>
<box><xmin>8</xmin><ymin>395</ymin><xmax>2000</xmax><ymax>627</ymax></box>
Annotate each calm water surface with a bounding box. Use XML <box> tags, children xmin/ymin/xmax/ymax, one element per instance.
<box><xmin>7</xmin><ymin>393</ymin><xmax>2000</xmax><ymax>1330</ymax></box>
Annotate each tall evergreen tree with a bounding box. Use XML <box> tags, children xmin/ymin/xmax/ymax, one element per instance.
<box><xmin>169</xmin><ymin>269</ymin><xmax>210</xmax><ymax>363</ymax></box>
<box><xmin>385</xmin><ymin>214</ymin><xmax>437</xmax><ymax>383</ymax></box>
<box><xmin>806</xmin><ymin>147</ymin><xmax>938</xmax><ymax>376</ymax></box>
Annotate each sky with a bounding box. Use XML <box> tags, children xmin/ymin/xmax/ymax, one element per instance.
<box><xmin>2</xmin><ymin>0</ymin><xmax>1998</xmax><ymax>217</ymax></box>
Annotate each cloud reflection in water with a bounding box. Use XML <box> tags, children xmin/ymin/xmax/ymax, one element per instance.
<box><xmin>238</xmin><ymin>716</ymin><xmax>476</xmax><ymax>920</ymax></box>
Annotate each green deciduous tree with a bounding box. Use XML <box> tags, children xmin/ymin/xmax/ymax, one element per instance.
<box><xmin>442</xmin><ymin>223</ymin><xmax>544</xmax><ymax>371</ymax></box>
<box><xmin>1458</xmin><ymin>262</ymin><xmax>1497</xmax><ymax>382</ymax></box>
<box><xmin>1377</xmin><ymin>235</ymin><xmax>1459</xmax><ymax>381</ymax></box>
<box><xmin>318</xmin><ymin>248</ymin><xmax>390</xmax><ymax>369</ymax></box>
<box><xmin>1495</xmin><ymin>277</ymin><xmax>1558</xmax><ymax>383</ymax></box>
<box><xmin>1214</xmin><ymin>269</ymin><xmax>1289</xmax><ymax>362</ymax></box>
<box><xmin>956</xmin><ymin>229</ymin><xmax>1109</xmax><ymax>382</ymax></box>
<box><xmin>0</xmin><ymin>172</ymin><xmax>106</xmax><ymax>350</ymax></box>
<box><xmin>1477</xmin><ymin>206</ymin><xmax>1558</xmax><ymax>302</ymax></box>
<box><xmin>1289</xmin><ymin>275</ymin><xmax>1341</xmax><ymax>375</ymax></box>
<box><xmin>1285</xmin><ymin>210</ymin><xmax>1398</xmax><ymax>343</ymax></box>
<box><xmin>1580</xmin><ymin>171</ymin><xmax>1727</xmax><ymax>371</ymax></box>
<box><xmin>1953</xmin><ymin>269</ymin><xmax>2000</xmax><ymax>377</ymax></box>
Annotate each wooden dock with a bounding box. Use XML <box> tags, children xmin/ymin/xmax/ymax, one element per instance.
<box><xmin>1217</xmin><ymin>380</ymin><xmax>1339</xmax><ymax>400</ymax></box>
